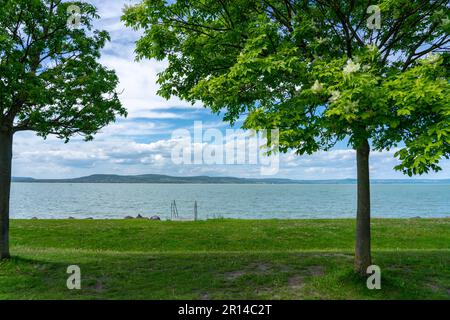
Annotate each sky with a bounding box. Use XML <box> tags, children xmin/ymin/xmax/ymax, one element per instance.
<box><xmin>11</xmin><ymin>0</ymin><xmax>450</xmax><ymax>180</ymax></box>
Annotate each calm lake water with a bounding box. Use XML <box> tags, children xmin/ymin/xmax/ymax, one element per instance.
<box><xmin>9</xmin><ymin>183</ymin><xmax>450</xmax><ymax>220</ymax></box>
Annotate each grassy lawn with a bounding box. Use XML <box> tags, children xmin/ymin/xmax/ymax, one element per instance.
<box><xmin>0</xmin><ymin>218</ymin><xmax>449</xmax><ymax>299</ymax></box>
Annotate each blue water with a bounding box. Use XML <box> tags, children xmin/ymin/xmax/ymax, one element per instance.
<box><xmin>10</xmin><ymin>183</ymin><xmax>450</xmax><ymax>220</ymax></box>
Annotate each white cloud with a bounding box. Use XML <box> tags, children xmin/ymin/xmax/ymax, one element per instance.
<box><xmin>10</xmin><ymin>0</ymin><xmax>450</xmax><ymax>180</ymax></box>
<box><xmin>12</xmin><ymin>130</ymin><xmax>450</xmax><ymax>180</ymax></box>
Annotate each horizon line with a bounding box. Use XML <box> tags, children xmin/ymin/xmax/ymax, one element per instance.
<box><xmin>12</xmin><ymin>173</ymin><xmax>450</xmax><ymax>182</ymax></box>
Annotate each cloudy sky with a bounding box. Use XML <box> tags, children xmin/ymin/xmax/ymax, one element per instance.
<box><xmin>12</xmin><ymin>0</ymin><xmax>450</xmax><ymax>179</ymax></box>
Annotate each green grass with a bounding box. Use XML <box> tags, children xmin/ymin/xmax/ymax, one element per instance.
<box><xmin>1</xmin><ymin>218</ymin><xmax>449</xmax><ymax>299</ymax></box>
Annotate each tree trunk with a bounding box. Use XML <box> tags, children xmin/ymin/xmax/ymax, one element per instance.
<box><xmin>0</xmin><ymin>129</ymin><xmax>13</xmax><ymax>260</ymax></box>
<box><xmin>355</xmin><ymin>139</ymin><xmax>371</xmax><ymax>275</ymax></box>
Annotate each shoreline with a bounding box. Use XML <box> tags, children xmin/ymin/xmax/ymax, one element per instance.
<box><xmin>10</xmin><ymin>216</ymin><xmax>450</xmax><ymax>221</ymax></box>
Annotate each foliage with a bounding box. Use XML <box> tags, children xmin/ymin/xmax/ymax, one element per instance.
<box><xmin>123</xmin><ymin>0</ymin><xmax>450</xmax><ymax>175</ymax></box>
<box><xmin>0</xmin><ymin>0</ymin><xmax>126</xmax><ymax>141</ymax></box>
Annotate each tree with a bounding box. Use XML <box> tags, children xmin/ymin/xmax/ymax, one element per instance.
<box><xmin>0</xmin><ymin>0</ymin><xmax>126</xmax><ymax>259</ymax></box>
<box><xmin>123</xmin><ymin>0</ymin><xmax>449</xmax><ymax>274</ymax></box>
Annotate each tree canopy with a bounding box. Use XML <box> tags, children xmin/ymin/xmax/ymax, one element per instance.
<box><xmin>123</xmin><ymin>0</ymin><xmax>450</xmax><ymax>175</ymax></box>
<box><xmin>0</xmin><ymin>0</ymin><xmax>126</xmax><ymax>140</ymax></box>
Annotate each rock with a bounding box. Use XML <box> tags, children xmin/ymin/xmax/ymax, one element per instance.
<box><xmin>124</xmin><ymin>216</ymin><xmax>134</xmax><ymax>219</ymax></box>
<box><xmin>68</xmin><ymin>217</ymin><xmax>75</xmax><ymax>220</ymax></box>
<box><xmin>31</xmin><ymin>217</ymin><xmax>38</xmax><ymax>220</ymax></box>
<box><xmin>136</xmin><ymin>214</ymin><xmax>148</xmax><ymax>219</ymax></box>
<box><xmin>150</xmin><ymin>216</ymin><xmax>161</xmax><ymax>221</ymax></box>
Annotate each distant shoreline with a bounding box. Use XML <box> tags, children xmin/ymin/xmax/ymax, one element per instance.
<box><xmin>10</xmin><ymin>217</ymin><xmax>450</xmax><ymax>221</ymax></box>
<box><xmin>11</xmin><ymin>174</ymin><xmax>450</xmax><ymax>185</ymax></box>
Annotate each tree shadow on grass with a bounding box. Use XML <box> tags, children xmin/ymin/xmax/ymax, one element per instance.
<box><xmin>0</xmin><ymin>251</ymin><xmax>448</xmax><ymax>300</ymax></box>
<box><xmin>0</xmin><ymin>254</ymin><xmax>118</xmax><ymax>300</ymax></box>
<box><xmin>317</xmin><ymin>251</ymin><xmax>450</xmax><ymax>300</ymax></box>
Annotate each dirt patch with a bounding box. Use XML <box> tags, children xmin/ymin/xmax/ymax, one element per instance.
<box><xmin>254</xmin><ymin>262</ymin><xmax>293</xmax><ymax>273</ymax></box>
<box><xmin>277</xmin><ymin>264</ymin><xmax>293</xmax><ymax>272</ymax></box>
<box><xmin>200</xmin><ymin>292</ymin><xmax>210</xmax><ymax>300</ymax></box>
<box><xmin>225</xmin><ymin>270</ymin><xmax>247</xmax><ymax>280</ymax></box>
<box><xmin>306</xmin><ymin>265</ymin><xmax>325</xmax><ymax>276</ymax></box>
<box><xmin>252</xmin><ymin>263</ymin><xmax>272</xmax><ymax>273</ymax></box>
<box><xmin>255</xmin><ymin>287</ymin><xmax>279</xmax><ymax>298</ymax></box>
<box><xmin>224</xmin><ymin>263</ymin><xmax>325</xmax><ymax>282</ymax></box>
<box><xmin>288</xmin><ymin>275</ymin><xmax>305</xmax><ymax>289</ymax></box>
<box><xmin>224</xmin><ymin>263</ymin><xmax>274</xmax><ymax>280</ymax></box>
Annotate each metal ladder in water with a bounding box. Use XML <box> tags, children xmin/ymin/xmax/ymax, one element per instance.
<box><xmin>171</xmin><ymin>200</ymin><xmax>198</xmax><ymax>221</ymax></box>
<box><xmin>170</xmin><ymin>200</ymin><xmax>179</xmax><ymax>220</ymax></box>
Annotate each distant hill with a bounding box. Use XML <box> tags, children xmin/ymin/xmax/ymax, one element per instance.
<box><xmin>12</xmin><ymin>174</ymin><xmax>295</xmax><ymax>184</ymax></box>
<box><xmin>11</xmin><ymin>174</ymin><xmax>450</xmax><ymax>184</ymax></box>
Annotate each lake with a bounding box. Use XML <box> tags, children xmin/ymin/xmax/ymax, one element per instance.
<box><xmin>9</xmin><ymin>183</ymin><xmax>450</xmax><ymax>220</ymax></box>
